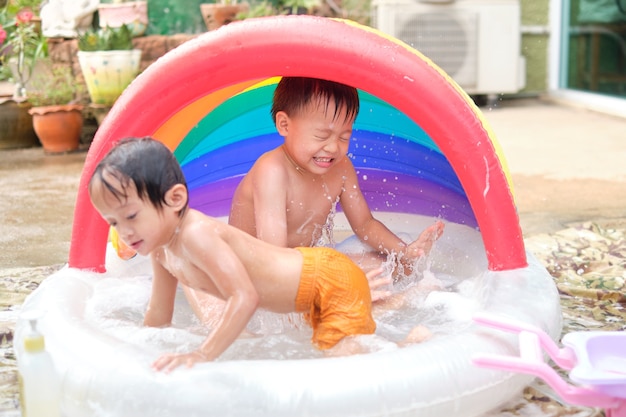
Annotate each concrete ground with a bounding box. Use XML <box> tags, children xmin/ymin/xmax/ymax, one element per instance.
<box><xmin>0</xmin><ymin>148</ymin><xmax>85</xmax><ymax>268</ymax></box>
<box><xmin>1</xmin><ymin>97</ymin><xmax>625</xmax><ymax>269</ymax></box>
<box><xmin>484</xmin><ymin>98</ymin><xmax>626</xmax><ymax>236</ymax></box>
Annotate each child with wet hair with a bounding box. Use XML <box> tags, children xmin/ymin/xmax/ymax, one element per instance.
<box><xmin>229</xmin><ymin>77</ymin><xmax>444</xmax><ymax>285</ymax></box>
<box><xmin>89</xmin><ymin>137</ymin><xmax>394</xmax><ymax>370</ymax></box>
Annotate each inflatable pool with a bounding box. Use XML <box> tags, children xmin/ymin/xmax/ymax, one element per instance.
<box><xmin>16</xmin><ymin>16</ymin><xmax>562</xmax><ymax>417</ymax></box>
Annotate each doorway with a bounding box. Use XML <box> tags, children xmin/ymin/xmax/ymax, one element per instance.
<box><xmin>562</xmin><ymin>0</ymin><xmax>626</xmax><ymax>97</ymax></box>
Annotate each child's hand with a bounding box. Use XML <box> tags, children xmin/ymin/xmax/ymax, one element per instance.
<box><xmin>366</xmin><ymin>267</ymin><xmax>393</xmax><ymax>302</ymax></box>
<box><xmin>405</xmin><ymin>221</ymin><xmax>445</xmax><ymax>260</ymax></box>
<box><xmin>152</xmin><ymin>350</ymin><xmax>209</xmax><ymax>373</ymax></box>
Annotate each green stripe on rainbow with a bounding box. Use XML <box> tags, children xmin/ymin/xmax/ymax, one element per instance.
<box><xmin>171</xmin><ymin>81</ymin><xmax>438</xmax><ymax>165</ymax></box>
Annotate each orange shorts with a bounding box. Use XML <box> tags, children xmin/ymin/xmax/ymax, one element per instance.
<box><xmin>294</xmin><ymin>247</ymin><xmax>376</xmax><ymax>349</ymax></box>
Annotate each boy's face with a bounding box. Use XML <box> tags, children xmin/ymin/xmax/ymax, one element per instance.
<box><xmin>90</xmin><ymin>172</ymin><xmax>170</xmax><ymax>256</ymax></box>
<box><xmin>280</xmin><ymin>99</ymin><xmax>354</xmax><ymax>175</ymax></box>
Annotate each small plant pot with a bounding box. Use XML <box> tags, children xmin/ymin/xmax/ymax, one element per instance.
<box><xmin>98</xmin><ymin>1</ymin><xmax>148</xmax><ymax>37</ymax></box>
<box><xmin>29</xmin><ymin>104</ymin><xmax>83</xmax><ymax>154</ymax></box>
<box><xmin>0</xmin><ymin>98</ymin><xmax>40</xmax><ymax>150</ymax></box>
<box><xmin>77</xmin><ymin>50</ymin><xmax>142</xmax><ymax>106</ymax></box>
<box><xmin>200</xmin><ymin>3</ymin><xmax>249</xmax><ymax>30</ymax></box>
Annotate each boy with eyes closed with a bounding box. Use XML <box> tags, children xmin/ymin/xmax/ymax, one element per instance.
<box><xmin>228</xmin><ymin>77</ymin><xmax>444</xmax><ymax>283</ymax></box>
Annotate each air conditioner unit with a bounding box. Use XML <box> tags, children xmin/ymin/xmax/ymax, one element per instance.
<box><xmin>372</xmin><ymin>0</ymin><xmax>526</xmax><ymax>97</ymax></box>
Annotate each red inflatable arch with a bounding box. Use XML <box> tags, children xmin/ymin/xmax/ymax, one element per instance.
<box><xmin>69</xmin><ymin>16</ymin><xmax>526</xmax><ymax>272</ymax></box>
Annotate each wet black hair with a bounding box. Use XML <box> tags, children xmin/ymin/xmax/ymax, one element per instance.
<box><xmin>89</xmin><ymin>137</ymin><xmax>188</xmax><ymax>215</ymax></box>
<box><xmin>271</xmin><ymin>77</ymin><xmax>360</xmax><ymax>124</ymax></box>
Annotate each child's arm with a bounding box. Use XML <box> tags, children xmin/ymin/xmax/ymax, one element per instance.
<box><xmin>249</xmin><ymin>157</ymin><xmax>290</xmax><ymax>246</ymax></box>
<box><xmin>144</xmin><ymin>256</ymin><xmax>178</xmax><ymax>327</ymax></box>
<box><xmin>152</xmin><ymin>233</ymin><xmax>259</xmax><ymax>371</ymax></box>
<box><xmin>340</xmin><ymin>165</ymin><xmax>444</xmax><ymax>268</ymax></box>
<box><xmin>340</xmin><ymin>167</ymin><xmax>410</xmax><ymax>254</ymax></box>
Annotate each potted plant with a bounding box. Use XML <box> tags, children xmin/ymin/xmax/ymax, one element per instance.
<box><xmin>77</xmin><ymin>24</ymin><xmax>141</xmax><ymax>106</ymax></box>
<box><xmin>235</xmin><ymin>0</ymin><xmax>276</xmax><ymax>19</ymax></box>
<box><xmin>0</xmin><ymin>1</ymin><xmax>46</xmax><ymax>149</ymax></box>
<box><xmin>0</xmin><ymin>1</ymin><xmax>47</xmax><ymax>99</ymax></box>
<box><xmin>200</xmin><ymin>0</ymin><xmax>249</xmax><ymax>31</ymax></box>
<box><xmin>27</xmin><ymin>62</ymin><xmax>85</xmax><ymax>153</ymax></box>
<box><xmin>97</xmin><ymin>0</ymin><xmax>148</xmax><ymax>37</ymax></box>
<box><xmin>280</xmin><ymin>0</ymin><xmax>317</xmax><ymax>15</ymax></box>
<box><xmin>233</xmin><ymin>0</ymin><xmax>317</xmax><ymax>22</ymax></box>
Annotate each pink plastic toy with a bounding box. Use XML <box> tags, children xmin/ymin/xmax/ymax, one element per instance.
<box><xmin>472</xmin><ymin>313</ymin><xmax>626</xmax><ymax>417</ymax></box>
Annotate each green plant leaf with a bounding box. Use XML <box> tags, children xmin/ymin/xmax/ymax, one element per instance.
<box><xmin>77</xmin><ymin>24</ymin><xmax>134</xmax><ymax>51</ymax></box>
<box><xmin>27</xmin><ymin>62</ymin><xmax>85</xmax><ymax>106</ymax></box>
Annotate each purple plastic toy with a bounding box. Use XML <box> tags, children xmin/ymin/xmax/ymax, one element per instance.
<box><xmin>473</xmin><ymin>313</ymin><xmax>626</xmax><ymax>416</ymax></box>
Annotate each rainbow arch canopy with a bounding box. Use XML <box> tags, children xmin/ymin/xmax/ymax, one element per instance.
<box><xmin>69</xmin><ymin>15</ymin><xmax>526</xmax><ymax>273</ymax></box>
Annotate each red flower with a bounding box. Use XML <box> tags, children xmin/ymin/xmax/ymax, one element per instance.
<box><xmin>16</xmin><ymin>8</ymin><xmax>34</xmax><ymax>25</ymax></box>
<box><xmin>0</xmin><ymin>25</ymin><xmax>6</xmax><ymax>46</ymax></box>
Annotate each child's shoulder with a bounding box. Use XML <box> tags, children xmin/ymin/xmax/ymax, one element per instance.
<box><xmin>185</xmin><ymin>209</ymin><xmax>222</xmax><ymax>233</ymax></box>
<box><xmin>181</xmin><ymin>211</ymin><xmax>230</xmax><ymax>246</ymax></box>
<box><xmin>329</xmin><ymin>155</ymin><xmax>358</xmax><ymax>178</ymax></box>
<box><xmin>253</xmin><ymin>147</ymin><xmax>283</xmax><ymax>167</ymax></box>
<box><xmin>249</xmin><ymin>147</ymin><xmax>290</xmax><ymax>178</ymax></box>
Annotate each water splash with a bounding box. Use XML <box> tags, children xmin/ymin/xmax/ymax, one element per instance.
<box><xmin>313</xmin><ymin>195</ymin><xmax>340</xmax><ymax>248</ymax></box>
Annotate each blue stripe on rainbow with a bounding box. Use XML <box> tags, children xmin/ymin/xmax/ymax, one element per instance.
<box><xmin>177</xmin><ymin>81</ymin><xmax>475</xmax><ymax>226</ymax></box>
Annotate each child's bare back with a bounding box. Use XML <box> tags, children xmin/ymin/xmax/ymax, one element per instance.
<box><xmin>154</xmin><ymin>209</ymin><xmax>303</xmax><ymax>314</ymax></box>
<box><xmin>88</xmin><ymin>137</ymin><xmax>381</xmax><ymax>371</ymax></box>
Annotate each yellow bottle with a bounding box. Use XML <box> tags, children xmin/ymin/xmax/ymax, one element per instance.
<box><xmin>18</xmin><ymin>313</ymin><xmax>61</xmax><ymax>417</ymax></box>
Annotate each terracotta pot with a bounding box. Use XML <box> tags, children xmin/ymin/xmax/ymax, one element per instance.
<box><xmin>98</xmin><ymin>0</ymin><xmax>148</xmax><ymax>36</ymax></box>
<box><xmin>29</xmin><ymin>104</ymin><xmax>83</xmax><ymax>154</ymax></box>
<box><xmin>0</xmin><ymin>98</ymin><xmax>40</xmax><ymax>150</ymax></box>
<box><xmin>200</xmin><ymin>3</ymin><xmax>249</xmax><ymax>30</ymax></box>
